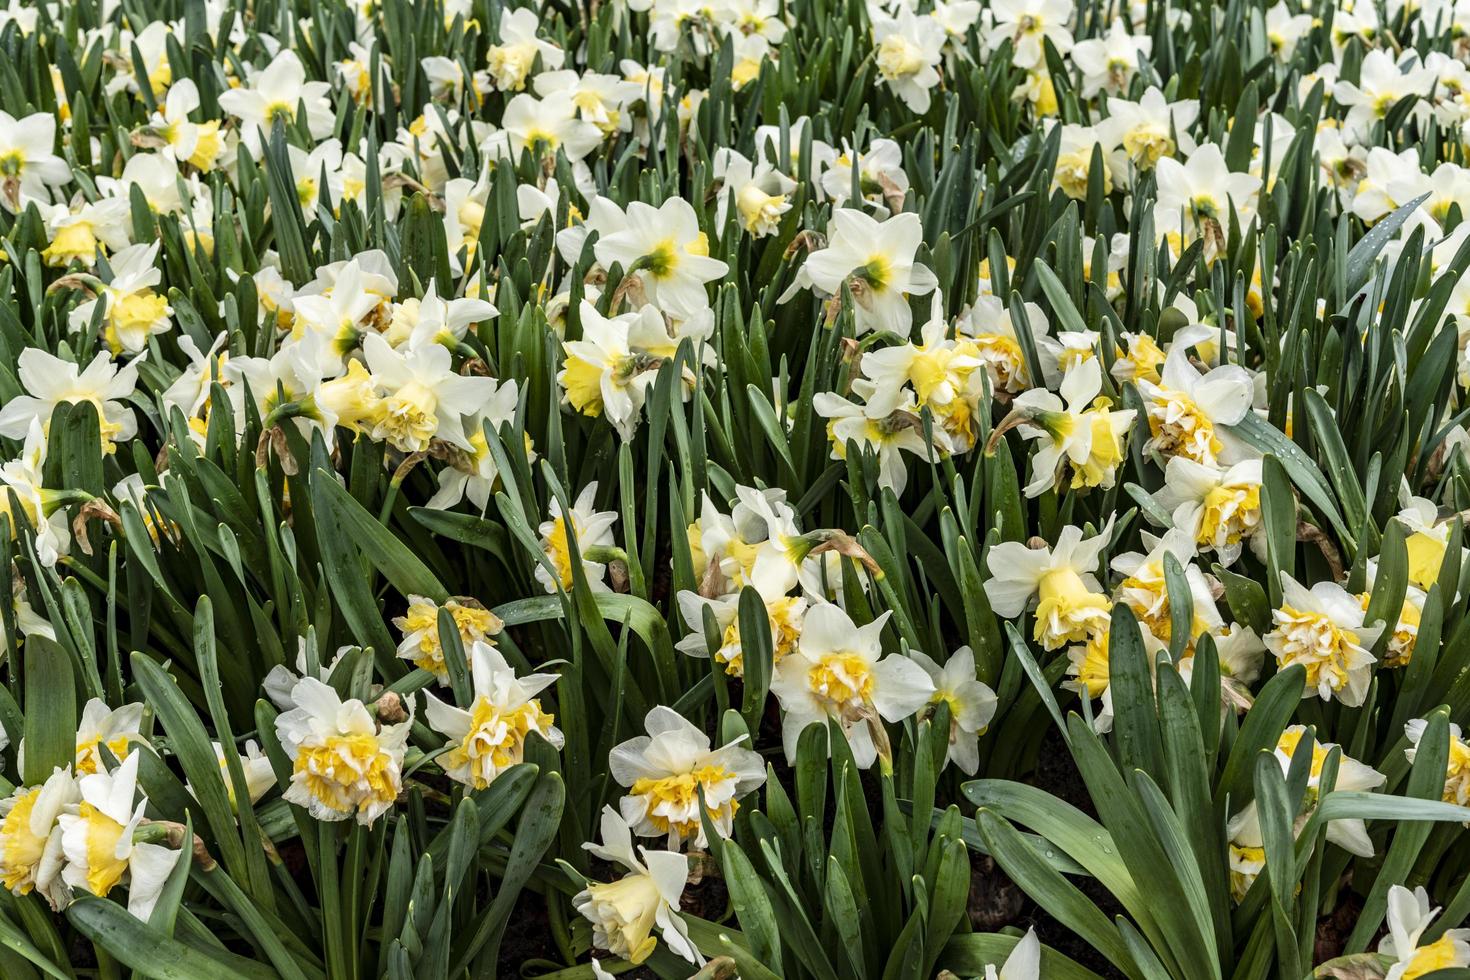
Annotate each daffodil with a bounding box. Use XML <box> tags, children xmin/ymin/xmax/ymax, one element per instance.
<box><xmin>956</xmin><ymin>294</ymin><xmax>1053</xmax><ymax>393</ymax></box>
<box><xmin>609</xmin><ymin>706</ymin><xmax>765</xmax><ymax>848</ymax></box>
<box><xmin>976</xmin><ymin>927</ymin><xmax>1040</xmax><ymax>979</ymax></box>
<box><xmin>217</xmin><ymin>50</ymin><xmax>335</xmax><ymax>155</ymax></box>
<box><xmin>1156</xmin><ymin>456</ymin><xmax>1263</xmax><ymax>566</ymax></box>
<box><xmin>676</xmin><ymin>553</ymin><xmax>806</xmax><ymax>675</ymax></box>
<box><xmin>818</xmin><ymin>138</ymin><xmax>907</xmax><ymax>212</ymax></box>
<box><xmin>0</xmin><ymin>420</ymin><xmax>71</xmax><ymax>567</ymax></box>
<box><xmin>558</xmin><ymin>302</ymin><xmax>672</xmax><ymax>441</ymax></box>
<box><xmin>593</xmin><ymin>199</ymin><xmax>729</xmax><ymax>319</ymax></box>
<box><xmin>57</xmin><ymin>752</ymin><xmax>178</xmax><ymax>919</ymax></box>
<box><xmin>424</xmin><ymin>641</ymin><xmax>561</xmax><ymax>790</ymax></box>
<box><xmin>0</xmin><ymin>768</ymin><xmax>76</xmax><ymax>908</ymax></box>
<box><xmin>769</xmin><ymin>604</ymin><xmax>935</xmax><ymax>768</ymax></box>
<box><xmin>871</xmin><ymin>8</ymin><xmax>946</xmax><ymax>113</ymax></box>
<box><xmin>911</xmin><ymin>646</ymin><xmax>997</xmax><ymax>775</ymax></box>
<box><xmin>0</xmin><ymin>349</ymin><xmax>139</xmax><ymax>452</ymax></box>
<box><xmin>812</xmin><ymin>388</ymin><xmax>951</xmax><ymax>497</ymax></box>
<box><xmin>1265</xmin><ymin>574</ymin><xmax>1383</xmax><ymax>707</ymax></box>
<box><xmin>684</xmin><ymin>485</ymin><xmax>801</xmax><ymax>594</ymax></box>
<box><xmin>788</xmin><ymin>208</ymin><xmax>938</xmax><ymax>335</ymax></box>
<box><xmin>860</xmin><ymin>293</ymin><xmax>982</xmax><ymax>417</ymax></box>
<box><xmin>274</xmin><ymin>677</ymin><xmax>410</xmax><ymax>825</ymax></box>
<box><xmin>1104</xmin><ymin>88</ymin><xmax>1199</xmax><ymax>171</ymax></box>
<box><xmin>200</xmin><ymin>741</ymin><xmax>276</xmax><ymax>807</ymax></box>
<box><xmin>494</xmin><ymin>92</ymin><xmax>605</xmax><ymax>163</ymax></box>
<box><xmin>71</xmin><ymin>699</ymin><xmax>145</xmax><ymax>776</ymax></box>
<box><xmin>362</xmin><ymin>332</ymin><xmax>501</xmax><ymax>454</ymax></box>
<box><xmin>1010</xmin><ymin>357</ymin><xmax>1135</xmax><ymax>497</ymax></box>
<box><xmin>574</xmin><ymin>807</ymin><xmax>702</xmax><ymax>966</ymax></box>
<box><xmin>984</xmin><ymin>0</ymin><xmax>1074</xmax><ymax>69</ymax></box>
<box><xmin>485</xmin><ymin>8</ymin><xmax>565</xmax><ymax>91</ymax></box>
<box><xmin>712</xmin><ymin>148</ymin><xmax>796</xmax><ymax>237</ymax></box>
<box><xmin>1153</xmin><ymin>144</ymin><xmax>1261</xmax><ymax>262</ymax></box>
<box><xmin>394</xmin><ymin>595</ymin><xmax>504</xmax><ymax>681</ymax></box>
<box><xmin>1380</xmin><ymin>885</ymin><xmax>1470</xmax><ymax>979</ymax></box>
<box><xmin>1394</xmin><ymin>490</ymin><xmax>1461</xmax><ymax>589</ymax></box>
<box><xmin>1405</xmin><ymin>719</ymin><xmax>1470</xmax><ymax>812</ymax></box>
<box><xmin>985</xmin><ymin>520</ymin><xmax>1114</xmax><ymax>650</ymax></box>
<box><xmin>1135</xmin><ymin>345</ymin><xmax>1255</xmax><ymax>466</ymax></box>
<box><xmin>1070</xmin><ymin>19</ymin><xmax>1151</xmax><ymax>98</ymax></box>
<box><xmin>0</xmin><ymin>110</ymin><xmax>70</xmax><ymax>211</ymax></box>
<box><xmin>535</xmin><ymin>482</ymin><xmax>620</xmax><ymax>593</ymax></box>
<box><xmin>68</xmin><ymin>243</ymin><xmax>173</xmax><ymax>356</ymax></box>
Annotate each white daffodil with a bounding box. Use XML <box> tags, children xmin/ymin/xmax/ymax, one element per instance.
<box><xmin>609</xmin><ymin>706</ymin><xmax>765</xmax><ymax>848</ymax></box>
<box><xmin>71</xmin><ymin>699</ymin><xmax>145</xmax><ymax>776</ymax></box>
<box><xmin>1394</xmin><ymin>489</ymin><xmax>1461</xmax><ymax>590</ymax></box>
<box><xmin>274</xmin><ymin>676</ymin><xmax>411</xmax><ymax>825</ymax></box>
<box><xmin>362</xmin><ymin>332</ymin><xmax>500</xmax><ymax>453</ymax></box>
<box><xmin>39</xmin><ymin>198</ymin><xmax>131</xmax><ymax>269</ymax></box>
<box><xmin>1071</xmin><ymin>19</ymin><xmax>1151</xmax><ymax>98</ymax></box>
<box><xmin>574</xmin><ymin>806</ymin><xmax>703</xmax><ymax>966</ymax></box>
<box><xmin>912</xmin><ymin>646</ymin><xmax>997</xmax><ymax>775</ymax></box>
<box><xmin>956</xmin><ymin>294</ymin><xmax>1053</xmax><ymax>393</ymax></box>
<box><xmin>393</xmin><ymin>595</ymin><xmax>504</xmax><ymax>681</ymax></box>
<box><xmin>486</xmin><ymin>8</ymin><xmax>565</xmax><ymax>92</ymax></box>
<box><xmin>145</xmin><ymin>79</ymin><xmax>226</xmax><ymax>171</ymax></box>
<box><xmin>68</xmin><ymin>242</ymin><xmax>172</xmax><ymax>356</ymax></box>
<box><xmin>1156</xmin><ymin>456</ymin><xmax>1263</xmax><ymax>566</ymax></box>
<box><xmin>424</xmin><ymin>641</ymin><xmax>562</xmax><ymax>790</ymax></box>
<box><xmin>712</xmin><ymin>148</ymin><xmax>796</xmax><ymax>237</ymax></box>
<box><xmin>289</xmin><ymin>256</ymin><xmax>393</xmax><ymax>374</ymax></box>
<box><xmin>984</xmin><ymin>0</ymin><xmax>1074</xmax><ymax>69</ymax></box>
<box><xmin>1334</xmin><ymin>50</ymin><xmax>1436</xmax><ymax>141</ymax></box>
<box><xmin>769</xmin><ymin>604</ymin><xmax>935</xmax><ymax>768</ymax></box>
<box><xmin>1380</xmin><ymin>885</ymin><xmax>1470</xmax><ymax>979</ymax></box>
<box><xmin>676</xmin><ymin>551</ymin><xmax>806</xmax><ymax>676</ymax></box>
<box><xmin>1265</xmin><ymin>2</ymin><xmax>1312</xmax><ymax>61</ymax></box>
<box><xmin>1277</xmin><ymin>725</ymin><xmax>1385</xmax><ymax>846</ymax></box>
<box><xmin>1407</xmin><ymin>720</ymin><xmax>1470</xmax><ymax>817</ymax></box>
<box><xmin>1362</xmin><ymin>559</ymin><xmax>1427</xmax><ymax>669</ymax></box>
<box><xmin>791</xmin><ymin>208</ymin><xmax>938</xmax><ymax>335</ymax></box>
<box><xmin>58</xmin><ymin>752</ymin><xmax>178</xmax><ymax>920</ymax></box>
<box><xmin>200</xmin><ymin>741</ymin><xmax>276</xmax><ymax>807</ymax></box>
<box><xmin>819</xmin><ymin>138</ymin><xmax>907</xmax><ymax>213</ymax></box>
<box><xmin>1265</xmin><ymin>574</ymin><xmax>1383</xmax><ymax>707</ymax></box>
<box><xmin>985</xmin><ymin>520</ymin><xmax>1114</xmax><ymax>651</ymax></box>
<box><xmin>558</xmin><ymin>302</ymin><xmax>672</xmax><ymax>441</ymax></box>
<box><xmin>1049</xmin><ymin>122</ymin><xmax>1119</xmax><ymax>200</ymax></box>
<box><xmin>871</xmin><ymin>8</ymin><xmax>946</xmax><ymax>113</ymax></box>
<box><xmin>0</xmin><ymin>420</ymin><xmax>70</xmax><ymax>567</ymax></box>
<box><xmin>593</xmin><ymin>199</ymin><xmax>729</xmax><ymax>319</ymax></box>
<box><xmin>685</xmin><ymin>485</ymin><xmax>801</xmax><ymax>594</ymax></box>
<box><xmin>1105</xmin><ymin>88</ymin><xmax>1199</xmax><ymax>171</ymax></box>
<box><xmin>977</xmin><ymin>927</ymin><xmax>1041</xmax><ymax>980</ymax></box>
<box><xmin>0</xmin><ymin>110</ymin><xmax>70</xmax><ymax>211</ymax></box>
<box><xmin>1154</xmin><ymin>144</ymin><xmax>1261</xmax><ymax>262</ymax></box>
<box><xmin>217</xmin><ymin>50</ymin><xmax>335</xmax><ymax>155</ymax></box>
<box><xmin>1010</xmin><ymin>357</ymin><xmax>1135</xmax><ymax>497</ymax></box>
<box><xmin>0</xmin><ymin>349</ymin><xmax>139</xmax><ymax>452</ymax></box>
<box><xmin>1228</xmin><ymin>726</ymin><xmax>1384</xmax><ymax>900</ymax></box>
<box><xmin>860</xmin><ymin>293</ymin><xmax>981</xmax><ymax>416</ymax></box>
<box><xmin>426</xmin><ymin>392</ymin><xmax>525</xmax><ymax>513</ymax></box>
<box><xmin>390</xmin><ymin>281</ymin><xmax>497</xmax><ymax>349</ymax></box>
<box><xmin>0</xmin><ymin>767</ymin><xmax>76</xmax><ymax>909</ymax></box>
<box><xmin>533</xmin><ymin>70</ymin><xmax>638</xmax><ymax>134</ymax></box>
<box><xmin>495</xmin><ymin>92</ymin><xmax>604</xmax><ymax>164</ymax></box>
<box><xmin>536</xmin><ymin>482</ymin><xmax>619</xmax><ymax>593</ymax></box>
<box><xmin>812</xmin><ymin>388</ymin><xmax>951</xmax><ymax>497</ymax></box>
<box><xmin>1135</xmin><ymin>345</ymin><xmax>1254</xmax><ymax>466</ymax></box>
<box><xmin>1110</xmin><ymin>528</ymin><xmax>1215</xmax><ymax>649</ymax></box>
